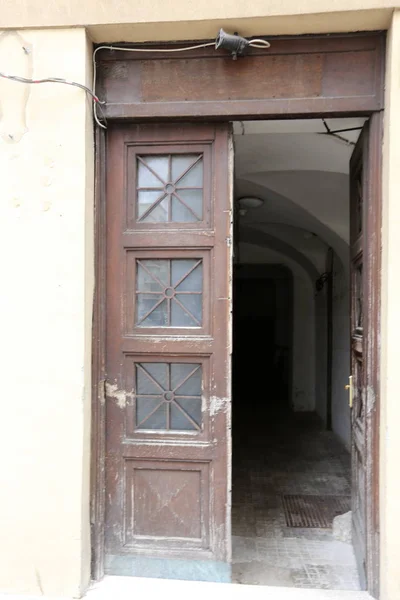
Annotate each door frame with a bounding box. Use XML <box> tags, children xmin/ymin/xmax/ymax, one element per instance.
<box><xmin>91</xmin><ymin>33</ymin><xmax>384</xmax><ymax>596</ymax></box>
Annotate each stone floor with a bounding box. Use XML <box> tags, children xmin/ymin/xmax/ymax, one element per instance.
<box><xmin>231</xmin><ymin>413</ymin><xmax>361</xmax><ymax>590</ymax></box>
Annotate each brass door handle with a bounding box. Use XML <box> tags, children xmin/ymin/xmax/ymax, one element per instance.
<box><xmin>345</xmin><ymin>375</ymin><xmax>353</xmax><ymax>409</ymax></box>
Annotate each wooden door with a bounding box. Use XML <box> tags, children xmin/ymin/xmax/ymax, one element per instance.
<box><xmin>349</xmin><ymin>119</ymin><xmax>380</xmax><ymax>595</ymax></box>
<box><xmin>104</xmin><ymin>123</ymin><xmax>233</xmax><ymax>582</ymax></box>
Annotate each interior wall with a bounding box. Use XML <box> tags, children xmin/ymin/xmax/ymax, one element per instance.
<box><xmin>239</xmin><ymin>243</ymin><xmax>316</xmax><ymax>412</ymax></box>
<box><xmin>331</xmin><ymin>252</ymin><xmax>351</xmax><ymax>450</ymax></box>
<box><xmin>315</xmin><ymin>286</ymin><xmax>328</xmax><ymax>425</ymax></box>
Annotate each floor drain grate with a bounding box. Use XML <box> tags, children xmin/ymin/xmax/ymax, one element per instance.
<box><xmin>282</xmin><ymin>494</ymin><xmax>351</xmax><ymax>528</ymax></box>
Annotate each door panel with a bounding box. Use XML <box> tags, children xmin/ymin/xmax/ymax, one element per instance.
<box><xmin>349</xmin><ymin>120</ymin><xmax>380</xmax><ymax>595</ymax></box>
<box><xmin>105</xmin><ymin>123</ymin><xmax>233</xmax><ymax>581</ymax></box>
<box><xmin>350</xmin><ymin>125</ymin><xmax>367</xmax><ymax>589</ymax></box>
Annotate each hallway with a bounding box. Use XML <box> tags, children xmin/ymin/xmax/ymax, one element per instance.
<box><xmin>232</xmin><ymin>415</ymin><xmax>361</xmax><ymax>590</ymax></box>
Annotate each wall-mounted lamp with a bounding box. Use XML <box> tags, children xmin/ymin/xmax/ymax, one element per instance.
<box><xmin>215</xmin><ymin>29</ymin><xmax>250</xmax><ymax>60</ymax></box>
<box><xmin>215</xmin><ymin>29</ymin><xmax>271</xmax><ymax>60</ymax></box>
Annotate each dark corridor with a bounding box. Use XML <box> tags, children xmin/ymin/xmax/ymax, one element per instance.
<box><xmin>232</xmin><ymin>264</ymin><xmax>293</xmax><ymax>439</ymax></box>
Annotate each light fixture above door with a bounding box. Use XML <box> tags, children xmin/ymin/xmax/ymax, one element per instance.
<box><xmin>238</xmin><ymin>196</ymin><xmax>264</xmax><ymax>209</ymax></box>
<box><xmin>237</xmin><ymin>196</ymin><xmax>264</xmax><ymax>216</ymax></box>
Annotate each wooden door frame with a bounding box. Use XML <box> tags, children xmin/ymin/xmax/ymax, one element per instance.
<box><xmin>91</xmin><ymin>33</ymin><xmax>384</xmax><ymax>596</ymax></box>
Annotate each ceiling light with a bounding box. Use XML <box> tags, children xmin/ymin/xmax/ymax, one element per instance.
<box><xmin>238</xmin><ymin>196</ymin><xmax>264</xmax><ymax>209</ymax></box>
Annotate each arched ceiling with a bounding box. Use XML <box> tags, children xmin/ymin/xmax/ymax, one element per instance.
<box><xmin>233</xmin><ymin>118</ymin><xmax>363</xmax><ymax>271</ymax></box>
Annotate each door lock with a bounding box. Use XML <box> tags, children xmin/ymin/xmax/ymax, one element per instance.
<box><xmin>345</xmin><ymin>375</ymin><xmax>353</xmax><ymax>409</ymax></box>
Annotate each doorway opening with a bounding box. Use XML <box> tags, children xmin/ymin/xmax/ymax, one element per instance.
<box><xmin>231</xmin><ymin>118</ymin><xmax>363</xmax><ymax>590</ymax></box>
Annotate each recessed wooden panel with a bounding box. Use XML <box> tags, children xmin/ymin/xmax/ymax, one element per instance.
<box><xmin>141</xmin><ymin>54</ymin><xmax>323</xmax><ymax>102</ymax></box>
<box><xmin>322</xmin><ymin>50</ymin><xmax>376</xmax><ymax>98</ymax></box>
<box><xmin>124</xmin><ymin>460</ymin><xmax>209</xmax><ymax>547</ymax></box>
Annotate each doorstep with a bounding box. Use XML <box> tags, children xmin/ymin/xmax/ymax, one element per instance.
<box><xmin>0</xmin><ymin>576</ymin><xmax>374</xmax><ymax>600</ymax></box>
<box><xmin>86</xmin><ymin>576</ymin><xmax>373</xmax><ymax>600</ymax></box>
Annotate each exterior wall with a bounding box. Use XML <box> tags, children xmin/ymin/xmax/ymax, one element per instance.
<box><xmin>0</xmin><ymin>1</ymin><xmax>395</xmax><ymax>41</ymax></box>
<box><xmin>0</xmin><ymin>28</ymin><xmax>93</xmax><ymax>597</ymax></box>
<box><xmin>0</xmin><ymin>6</ymin><xmax>399</xmax><ymax>600</ymax></box>
<box><xmin>380</xmin><ymin>10</ymin><xmax>400</xmax><ymax>600</ymax></box>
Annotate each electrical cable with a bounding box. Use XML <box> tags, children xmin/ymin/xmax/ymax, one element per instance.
<box><xmin>0</xmin><ymin>70</ymin><xmax>104</xmax><ymax>105</ymax></box>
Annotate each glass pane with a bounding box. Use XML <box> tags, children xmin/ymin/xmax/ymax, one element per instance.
<box><xmin>139</xmin><ymin>155</ymin><xmax>169</xmax><ymax>184</ymax></box>
<box><xmin>171</xmin><ymin>364</ymin><xmax>198</xmax><ymax>392</ymax></box>
<box><xmin>171</xmin><ymin>197</ymin><xmax>198</xmax><ymax>222</ymax></box>
<box><xmin>170</xmin><ymin>404</ymin><xmax>197</xmax><ymax>430</ymax></box>
<box><xmin>141</xmin><ymin>199</ymin><xmax>169</xmax><ymax>223</ymax></box>
<box><xmin>135</xmin><ymin>363</ymin><xmax>202</xmax><ymax>432</ymax></box>
<box><xmin>171</xmin><ymin>155</ymin><xmax>201</xmax><ymax>182</ymax></box>
<box><xmin>174</xmin><ymin>190</ymin><xmax>203</xmax><ymax>220</ymax></box>
<box><xmin>175</xmin><ymin>262</ymin><xmax>202</xmax><ymax>292</ymax></box>
<box><xmin>171</xmin><ymin>299</ymin><xmax>198</xmax><ymax>327</ymax></box>
<box><xmin>141</xmin><ymin>363</ymin><xmax>169</xmax><ymax>390</ymax></box>
<box><xmin>176</xmin><ymin>158</ymin><xmax>203</xmax><ymax>187</ymax></box>
<box><xmin>138</xmin><ymin>298</ymin><xmax>168</xmax><ymax>327</ymax></box>
<box><xmin>172</xmin><ymin>364</ymin><xmax>202</xmax><ymax>395</ymax></box>
<box><xmin>136</xmin><ymin>259</ymin><xmax>202</xmax><ymax>328</ymax></box>
<box><xmin>137</xmin><ymin>400</ymin><xmax>166</xmax><ymax>429</ymax></box>
<box><xmin>137</xmin><ymin>260</ymin><xmax>169</xmax><ymax>290</ymax></box>
<box><xmin>138</xmin><ymin>192</ymin><xmax>167</xmax><ymax>221</ymax></box>
<box><xmin>136</xmin><ymin>293</ymin><xmax>162</xmax><ymax>319</ymax></box>
<box><xmin>137</xmin><ymin>160</ymin><xmax>163</xmax><ymax>188</ymax></box>
<box><xmin>137</xmin><ymin>363</ymin><xmax>167</xmax><ymax>394</ymax></box>
<box><xmin>174</xmin><ymin>397</ymin><xmax>202</xmax><ymax>428</ymax></box>
<box><xmin>171</xmin><ymin>259</ymin><xmax>197</xmax><ymax>287</ymax></box>
<box><xmin>175</xmin><ymin>294</ymin><xmax>202</xmax><ymax>323</ymax></box>
<box><xmin>136</xmin><ymin>396</ymin><xmax>163</xmax><ymax>423</ymax></box>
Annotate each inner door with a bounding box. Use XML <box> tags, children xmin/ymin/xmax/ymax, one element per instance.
<box><xmin>104</xmin><ymin>123</ymin><xmax>233</xmax><ymax>582</ymax></box>
<box><xmin>349</xmin><ymin>120</ymin><xmax>380</xmax><ymax>595</ymax></box>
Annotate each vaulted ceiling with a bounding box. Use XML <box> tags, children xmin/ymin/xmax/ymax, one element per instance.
<box><xmin>234</xmin><ymin>118</ymin><xmax>365</xmax><ymax>274</ymax></box>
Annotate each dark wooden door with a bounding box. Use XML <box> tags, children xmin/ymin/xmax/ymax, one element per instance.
<box><xmin>104</xmin><ymin>123</ymin><xmax>233</xmax><ymax>582</ymax></box>
<box><xmin>349</xmin><ymin>119</ymin><xmax>380</xmax><ymax>595</ymax></box>
<box><xmin>350</xmin><ymin>126</ymin><xmax>367</xmax><ymax>589</ymax></box>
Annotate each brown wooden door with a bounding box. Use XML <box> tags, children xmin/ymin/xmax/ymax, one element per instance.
<box><xmin>349</xmin><ymin>119</ymin><xmax>380</xmax><ymax>595</ymax></box>
<box><xmin>104</xmin><ymin>123</ymin><xmax>233</xmax><ymax>582</ymax></box>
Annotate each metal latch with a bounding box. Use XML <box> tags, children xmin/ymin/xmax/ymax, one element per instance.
<box><xmin>345</xmin><ymin>375</ymin><xmax>353</xmax><ymax>409</ymax></box>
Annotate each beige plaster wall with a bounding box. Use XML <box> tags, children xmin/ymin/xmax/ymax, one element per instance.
<box><xmin>380</xmin><ymin>10</ymin><xmax>400</xmax><ymax>600</ymax></box>
<box><xmin>0</xmin><ymin>28</ymin><xmax>93</xmax><ymax>597</ymax></box>
<box><xmin>0</xmin><ymin>0</ymin><xmax>397</xmax><ymax>41</ymax></box>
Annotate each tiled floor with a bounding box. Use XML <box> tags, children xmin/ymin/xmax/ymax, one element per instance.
<box><xmin>232</xmin><ymin>413</ymin><xmax>361</xmax><ymax>590</ymax></box>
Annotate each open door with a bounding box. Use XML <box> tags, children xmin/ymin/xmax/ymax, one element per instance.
<box><xmin>349</xmin><ymin>118</ymin><xmax>380</xmax><ymax>596</ymax></box>
<box><xmin>104</xmin><ymin>123</ymin><xmax>233</xmax><ymax>582</ymax></box>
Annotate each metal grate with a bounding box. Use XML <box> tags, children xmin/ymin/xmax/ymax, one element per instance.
<box><xmin>282</xmin><ymin>494</ymin><xmax>351</xmax><ymax>528</ymax></box>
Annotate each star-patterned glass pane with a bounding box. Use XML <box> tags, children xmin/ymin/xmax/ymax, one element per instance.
<box><xmin>135</xmin><ymin>363</ymin><xmax>202</xmax><ymax>431</ymax></box>
<box><xmin>137</xmin><ymin>154</ymin><xmax>203</xmax><ymax>223</ymax></box>
<box><xmin>136</xmin><ymin>259</ymin><xmax>203</xmax><ymax>327</ymax></box>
